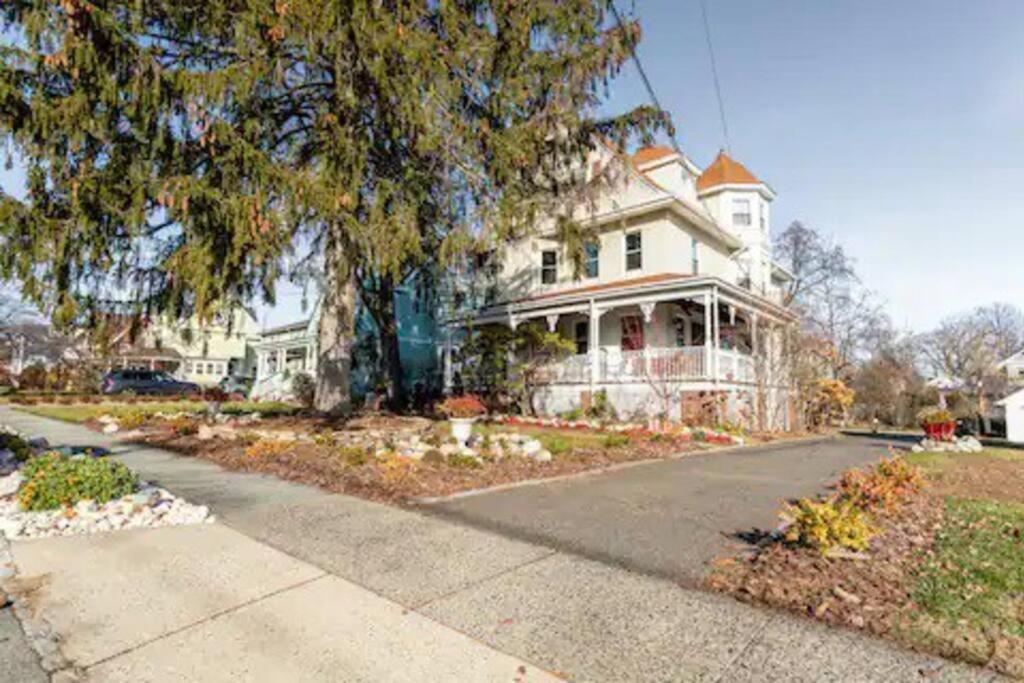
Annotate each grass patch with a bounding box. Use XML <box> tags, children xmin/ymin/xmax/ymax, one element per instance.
<box><xmin>906</xmin><ymin>447</ymin><xmax>1024</xmax><ymax>474</ymax></box>
<box><xmin>475</xmin><ymin>423</ymin><xmax>610</xmax><ymax>453</ymax></box>
<box><xmin>912</xmin><ymin>497</ymin><xmax>1024</xmax><ymax>638</ymax></box>
<box><xmin>16</xmin><ymin>400</ymin><xmax>298</xmax><ymax>423</ymax></box>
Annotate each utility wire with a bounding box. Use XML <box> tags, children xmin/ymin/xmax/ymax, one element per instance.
<box><xmin>699</xmin><ymin>0</ymin><xmax>732</xmax><ymax>152</ymax></box>
<box><xmin>608</xmin><ymin>1</ymin><xmax>686</xmax><ymax>159</ymax></box>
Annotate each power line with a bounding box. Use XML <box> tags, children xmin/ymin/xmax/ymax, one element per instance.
<box><xmin>607</xmin><ymin>2</ymin><xmax>685</xmax><ymax>159</ymax></box>
<box><xmin>699</xmin><ymin>0</ymin><xmax>731</xmax><ymax>152</ymax></box>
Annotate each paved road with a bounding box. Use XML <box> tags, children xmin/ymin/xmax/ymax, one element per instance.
<box><xmin>0</xmin><ymin>408</ymin><xmax>989</xmax><ymax>682</ymax></box>
<box><xmin>424</xmin><ymin>435</ymin><xmax>902</xmax><ymax>584</ymax></box>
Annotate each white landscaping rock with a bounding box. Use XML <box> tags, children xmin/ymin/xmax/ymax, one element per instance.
<box><xmin>0</xmin><ymin>477</ymin><xmax>214</xmax><ymax>540</ymax></box>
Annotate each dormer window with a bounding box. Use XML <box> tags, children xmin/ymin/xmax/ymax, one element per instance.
<box><xmin>732</xmin><ymin>198</ymin><xmax>751</xmax><ymax>226</ymax></box>
<box><xmin>584</xmin><ymin>242</ymin><xmax>599</xmax><ymax>278</ymax></box>
<box><xmin>541</xmin><ymin>250</ymin><xmax>558</xmax><ymax>284</ymax></box>
<box><xmin>625</xmin><ymin>231</ymin><xmax>642</xmax><ymax>271</ymax></box>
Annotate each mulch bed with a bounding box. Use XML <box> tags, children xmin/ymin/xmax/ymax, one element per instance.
<box><xmin>706</xmin><ymin>494</ymin><xmax>943</xmax><ymax>638</ymax></box>
<box><xmin>125</xmin><ymin>420</ymin><xmax>708</xmax><ymax>505</ymax></box>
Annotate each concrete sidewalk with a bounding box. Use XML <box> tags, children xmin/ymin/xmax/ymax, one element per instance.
<box><xmin>0</xmin><ymin>407</ymin><xmax>998</xmax><ymax>682</ymax></box>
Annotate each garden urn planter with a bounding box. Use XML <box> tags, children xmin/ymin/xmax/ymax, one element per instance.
<box><xmin>449</xmin><ymin>417</ymin><xmax>476</xmax><ymax>447</ymax></box>
<box><xmin>922</xmin><ymin>420</ymin><xmax>955</xmax><ymax>442</ymax></box>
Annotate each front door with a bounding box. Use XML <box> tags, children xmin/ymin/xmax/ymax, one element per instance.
<box><xmin>620</xmin><ymin>315</ymin><xmax>645</xmax><ymax>350</ymax></box>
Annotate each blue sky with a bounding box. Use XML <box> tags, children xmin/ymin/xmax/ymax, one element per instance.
<box><xmin>604</xmin><ymin>0</ymin><xmax>1024</xmax><ymax>331</ymax></box>
<box><xmin>2</xmin><ymin>2</ymin><xmax>1021</xmax><ymax>331</ymax></box>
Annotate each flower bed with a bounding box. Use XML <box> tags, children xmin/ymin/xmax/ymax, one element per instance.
<box><xmin>0</xmin><ymin>426</ymin><xmax>212</xmax><ymax>539</ymax></box>
<box><xmin>488</xmin><ymin>414</ymin><xmax>743</xmax><ymax>445</ymax></box>
<box><xmin>116</xmin><ymin>411</ymin><xmax>742</xmax><ymax>503</ymax></box>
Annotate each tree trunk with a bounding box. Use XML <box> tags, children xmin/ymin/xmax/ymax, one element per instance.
<box><xmin>315</xmin><ymin>237</ymin><xmax>356</xmax><ymax>415</ymax></box>
<box><xmin>374</xmin><ymin>277</ymin><xmax>407</xmax><ymax>410</ymax></box>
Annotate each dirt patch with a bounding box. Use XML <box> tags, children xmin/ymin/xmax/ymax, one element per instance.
<box><xmin>707</xmin><ymin>495</ymin><xmax>943</xmax><ymax>638</ymax></box>
<box><xmin>928</xmin><ymin>456</ymin><xmax>1024</xmax><ymax>505</ymax></box>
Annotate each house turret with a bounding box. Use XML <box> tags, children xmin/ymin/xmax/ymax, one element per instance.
<box><xmin>697</xmin><ymin>150</ymin><xmax>776</xmax><ymax>295</ymax></box>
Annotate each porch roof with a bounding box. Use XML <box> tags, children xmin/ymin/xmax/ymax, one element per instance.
<box><xmin>461</xmin><ymin>274</ymin><xmax>797</xmax><ymax>327</ymax></box>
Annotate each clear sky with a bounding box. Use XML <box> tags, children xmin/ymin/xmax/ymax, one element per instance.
<box><xmin>604</xmin><ymin>0</ymin><xmax>1024</xmax><ymax>331</ymax></box>
<box><xmin>2</xmin><ymin>2</ymin><xmax>1021</xmax><ymax>331</ymax></box>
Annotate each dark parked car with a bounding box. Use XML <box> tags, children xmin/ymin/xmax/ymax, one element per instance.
<box><xmin>100</xmin><ymin>370</ymin><xmax>200</xmax><ymax>396</ymax></box>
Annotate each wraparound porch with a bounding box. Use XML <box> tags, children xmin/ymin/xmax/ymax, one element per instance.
<box><xmin>443</xmin><ymin>275</ymin><xmax>796</xmax><ymax>427</ymax></box>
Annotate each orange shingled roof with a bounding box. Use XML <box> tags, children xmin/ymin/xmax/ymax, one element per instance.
<box><xmin>517</xmin><ymin>272</ymin><xmax>692</xmax><ymax>304</ymax></box>
<box><xmin>632</xmin><ymin>146</ymin><xmax>677</xmax><ymax>166</ymax></box>
<box><xmin>697</xmin><ymin>150</ymin><xmax>762</xmax><ymax>191</ymax></box>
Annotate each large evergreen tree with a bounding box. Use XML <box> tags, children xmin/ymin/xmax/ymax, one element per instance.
<box><xmin>0</xmin><ymin>0</ymin><xmax>668</xmax><ymax>411</ymax></box>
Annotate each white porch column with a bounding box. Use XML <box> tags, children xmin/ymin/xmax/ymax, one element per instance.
<box><xmin>712</xmin><ymin>287</ymin><xmax>721</xmax><ymax>383</ymax></box>
<box><xmin>703</xmin><ymin>291</ymin><xmax>712</xmax><ymax>379</ymax></box>
<box><xmin>277</xmin><ymin>348</ymin><xmax>285</xmax><ymax>374</ymax></box>
<box><xmin>588</xmin><ymin>300</ymin><xmax>604</xmax><ymax>390</ymax></box>
<box><xmin>442</xmin><ymin>332</ymin><xmax>454</xmax><ymax>395</ymax></box>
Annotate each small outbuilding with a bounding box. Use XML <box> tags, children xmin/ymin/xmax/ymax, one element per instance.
<box><xmin>996</xmin><ymin>388</ymin><xmax>1024</xmax><ymax>444</ymax></box>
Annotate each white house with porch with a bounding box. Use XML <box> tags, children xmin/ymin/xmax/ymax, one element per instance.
<box><xmin>444</xmin><ymin>144</ymin><xmax>797</xmax><ymax>429</ymax></box>
<box><xmin>250</xmin><ymin>303</ymin><xmax>320</xmax><ymax>401</ymax></box>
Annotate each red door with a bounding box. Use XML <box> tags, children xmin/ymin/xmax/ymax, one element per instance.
<box><xmin>620</xmin><ymin>315</ymin><xmax>645</xmax><ymax>350</ymax></box>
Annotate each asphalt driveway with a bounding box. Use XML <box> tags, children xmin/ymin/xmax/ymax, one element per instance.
<box><xmin>423</xmin><ymin>435</ymin><xmax>902</xmax><ymax>585</ymax></box>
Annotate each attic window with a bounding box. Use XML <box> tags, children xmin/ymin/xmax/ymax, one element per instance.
<box><xmin>541</xmin><ymin>250</ymin><xmax>558</xmax><ymax>284</ymax></box>
<box><xmin>625</xmin><ymin>232</ymin><xmax>642</xmax><ymax>271</ymax></box>
<box><xmin>732</xmin><ymin>198</ymin><xmax>751</xmax><ymax>226</ymax></box>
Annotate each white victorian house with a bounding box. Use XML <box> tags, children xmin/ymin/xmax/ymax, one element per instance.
<box><xmin>444</xmin><ymin>144</ymin><xmax>797</xmax><ymax>429</ymax></box>
<box><xmin>999</xmin><ymin>350</ymin><xmax>1024</xmax><ymax>386</ymax></box>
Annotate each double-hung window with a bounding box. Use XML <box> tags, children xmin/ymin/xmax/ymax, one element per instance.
<box><xmin>625</xmin><ymin>232</ymin><xmax>642</xmax><ymax>271</ymax></box>
<box><xmin>541</xmin><ymin>250</ymin><xmax>558</xmax><ymax>284</ymax></box>
<box><xmin>584</xmin><ymin>242</ymin><xmax>599</xmax><ymax>278</ymax></box>
<box><xmin>690</xmin><ymin>237</ymin><xmax>700</xmax><ymax>274</ymax></box>
<box><xmin>732</xmin><ymin>198</ymin><xmax>751</xmax><ymax>226</ymax></box>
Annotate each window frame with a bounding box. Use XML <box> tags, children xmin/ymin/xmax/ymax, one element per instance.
<box><xmin>732</xmin><ymin>198</ymin><xmax>752</xmax><ymax>226</ymax></box>
<box><xmin>540</xmin><ymin>249</ymin><xmax>558</xmax><ymax>285</ymax></box>
<box><xmin>620</xmin><ymin>315</ymin><xmax>645</xmax><ymax>350</ymax></box>
<box><xmin>574</xmin><ymin>320</ymin><xmax>589</xmax><ymax>355</ymax></box>
<box><xmin>690</xmin><ymin>236</ymin><xmax>700</xmax><ymax>274</ymax></box>
<box><xmin>584</xmin><ymin>241</ymin><xmax>599</xmax><ymax>279</ymax></box>
<box><xmin>624</xmin><ymin>231</ymin><xmax>642</xmax><ymax>271</ymax></box>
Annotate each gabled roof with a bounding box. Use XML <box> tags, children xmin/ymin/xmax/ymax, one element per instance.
<box><xmin>632</xmin><ymin>146</ymin><xmax>677</xmax><ymax>166</ymax></box>
<box><xmin>697</xmin><ymin>151</ymin><xmax>763</xmax><ymax>192</ymax></box>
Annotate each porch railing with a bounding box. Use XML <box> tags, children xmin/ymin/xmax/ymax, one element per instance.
<box><xmin>530</xmin><ymin>346</ymin><xmax>756</xmax><ymax>384</ymax></box>
<box><xmin>600</xmin><ymin>347</ymin><xmax>706</xmax><ymax>382</ymax></box>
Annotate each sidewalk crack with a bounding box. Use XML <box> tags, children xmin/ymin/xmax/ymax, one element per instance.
<box><xmin>81</xmin><ymin>572</ymin><xmax>328</xmax><ymax>671</ymax></box>
<box><xmin>411</xmin><ymin>549</ymin><xmax>559</xmax><ymax>611</ymax></box>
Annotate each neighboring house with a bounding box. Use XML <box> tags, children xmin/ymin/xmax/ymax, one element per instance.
<box><xmin>997</xmin><ymin>388</ymin><xmax>1024</xmax><ymax>443</ymax></box>
<box><xmin>0</xmin><ymin>323</ymin><xmax>81</xmax><ymax>373</ymax></box>
<box><xmin>999</xmin><ymin>351</ymin><xmax>1024</xmax><ymax>386</ymax></box>
<box><xmin>129</xmin><ymin>308</ymin><xmax>262</xmax><ymax>386</ymax></box>
<box><xmin>251</xmin><ymin>279</ymin><xmax>443</xmax><ymax>401</ymax></box>
<box><xmin>445</xmin><ymin>143</ymin><xmax>797</xmax><ymax>429</ymax></box>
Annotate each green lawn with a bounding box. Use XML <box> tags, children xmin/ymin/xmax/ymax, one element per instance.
<box><xmin>900</xmin><ymin>447</ymin><xmax>1024</xmax><ymax>670</ymax></box>
<box><xmin>912</xmin><ymin>498</ymin><xmax>1024</xmax><ymax>638</ymax></box>
<box><xmin>905</xmin><ymin>446</ymin><xmax>1024</xmax><ymax>474</ymax></box>
<box><xmin>474</xmin><ymin>422</ymin><xmax>626</xmax><ymax>454</ymax></box>
<box><xmin>15</xmin><ymin>400</ymin><xmax>299</xmax><ymax>423</ymax></box>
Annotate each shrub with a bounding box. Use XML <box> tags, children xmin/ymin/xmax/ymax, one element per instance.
<box><xmin>587</xmin><ymin>389</ymin><xmax>618</xmax><ymax>422</ymax></box>
<box><xmin>18</xmin><ymin>453</ymin><xmax>137</xmax><ymax>511</ymax></box>
<box><xmin>291</xmin><ymin>372</ymin><xmax>315</xmax><ymax>409</ymax></box>
<box><xmin>0</xmin><ymin>431</ymin><xmax>32</xmax><ymax>462</ymax></box>
<box><xmin>781</xmin><ymin>497</ymin><xmax>876</xmax><ymax>555</ymax></box>
<box><xmin>337</xmin><ymin>445</ymin><xmax>369</xmax><ymax>466</ymax></box>
<box><xmin>917</xmin><ymin>406</ymin><xmax>953</xmax><ymax>426</ymax></box>
<box><xmin>542</xmin><ymin>436</ymin><xmax>572</xmax><ymax>455</ymax></box>
<box><xmin>17</xmin><ymin>364</ymin><xmax>49</xmax><ymax>391</ymax></box>
<box><xmin>202</xmin><ymin>387</ymin><xmax>230</xmax><ymax>403</ymax></box>
<box><xmin>447</xmin><ymin>451</ymin><xmax>482</xmax><ymax>469</ymax></box>
<box><xmin>602</xmin><ymin>433</ymin><xmax>631</xmax><ymax>449</ymax></box>
<box><xmin>836</xmin><ymin>455</ymin><xmax>923</xmax><ymax>510</ymax></box>
<box><xmin>421</xmin><ymin>449</ymin><xmax>445</xmax><ymax>466</ymax></box>
<box><xmin>244</xmin><ymin>439</ymin><xmax>293</xmax><ymax>459</ymax></box>
<box><xmin>165</xmin><ymin>416</ymin><xmax>198</xmax><ymax>436</ymax></box>
<box><xmin>436</xmin><ymin>394</ymin><xmax>487</xmax><ymax>419</ymax></box>
<box><xmin>117</xmin><ymin>409</ymin><xmax>148</xmax><ymax>430</ymax></box>
<box><xmin>561</xmin><ymin>407</ymin><xmax>585</xmax><ymax>421</ymax></box>
<box><xmin>378</xmin><ymin>452</ymin><xmax>418</xmax><ymax>484</ymax></box>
